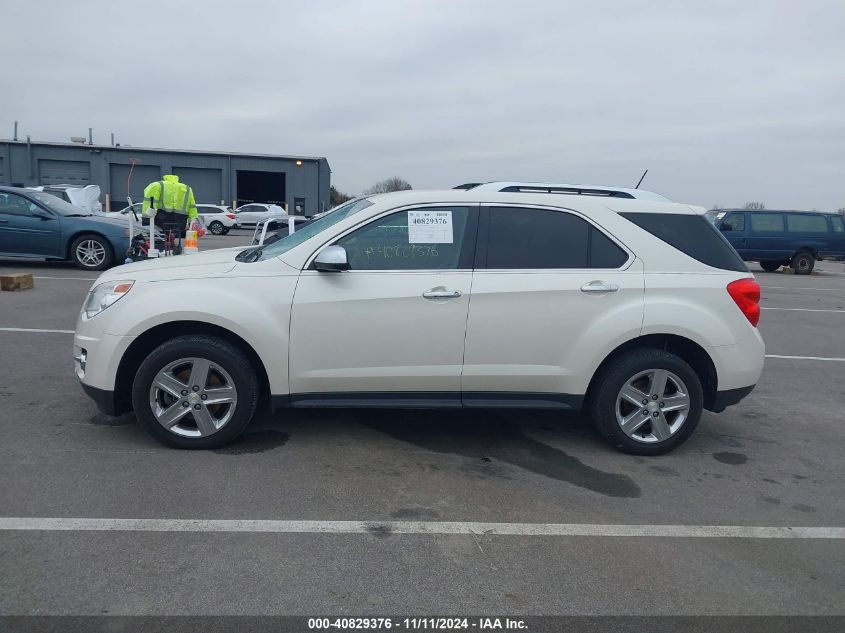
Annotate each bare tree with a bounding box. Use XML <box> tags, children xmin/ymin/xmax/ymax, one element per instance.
<box><xmin>364</xmin><ymin>177</ymin><xmax>412</xmax><ymax>195</ymax></box>
<box><xmin>710</xmin><ymin>204</ymin><xmax>723</xmax><ymax>211</ymax></box>
<box><xmin>743</xmin><ymin>202</ymin><xmax>766</xmax><ymax>210</ymax></box>
<box><xmin>838</xmin><ymin>207</ymin><xmax>845</xmax><ymax>216</ymax></box>
<box><xmin>330</xmin><ymin>185</ymin><xmax>352</xmax><ymax>207</ymax></box>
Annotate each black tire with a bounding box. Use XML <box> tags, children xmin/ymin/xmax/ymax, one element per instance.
<box><xmin>760</xmin><ymin>260</ymin><xmax>781</xmax><ymax>272</ymax></box>
<box><xmin>209</xmin><ymin>221</ymin><xmax>225</xmax><ymax>235</ymax></box>
<box><xmin>131</xmin><ymin>335</ymin><xmax>259</xmax><ymax>449</ymax></box>
<box><xmin>791</xmin><ymin>251</ymin><xmax>814</xmax><ymax>275</ymax></box>
<box><xmin>589</xmin><ymin>348</ymin><xmax>703</xmax><ymax>456</ymax></box>
<box><xmin>69</xmin><ymin>233</ymin><xmax>114</xmax><ymax>271</ymax></box>
<box><xmin>221</xmin><ymin>228</ymin><xmax>230</xmax><ymax>235</ymax></box>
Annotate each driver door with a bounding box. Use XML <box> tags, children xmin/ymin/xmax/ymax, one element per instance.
<box><xmin>288</xmin><ymin>205</ymin><xmax>478</xmax><ymax>403</ymax></box>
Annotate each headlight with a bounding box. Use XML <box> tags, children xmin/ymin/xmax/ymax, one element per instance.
<box><xmin>83</xmin><ymin>280</ymin><xmax>134</xmax><ymax>318</ymax></box>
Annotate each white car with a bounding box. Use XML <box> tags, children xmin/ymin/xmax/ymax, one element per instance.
<box><xmin>196</xmin><ymin>204</ymin><xmax>240</xmax><ymax>235</ymax></box>
<box><xmin>29</xmin><ymin>184</ymin><xmax>103</xmax><ymax>214</ymax></box>
<box><xmin>233</xmin><ymin>203</ymin><xmax>287</xmax><ymax>227</ymax></box>
<box><xmin>74</xmin><ymin>185</ymin><xmax>765</xmax><ymax>454</ymax></box>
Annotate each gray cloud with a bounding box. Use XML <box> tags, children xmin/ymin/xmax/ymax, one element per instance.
<box><xmin>2</xmin><ymin>0</ymin><xmax>844</xmax><ymax>208</ymax></box>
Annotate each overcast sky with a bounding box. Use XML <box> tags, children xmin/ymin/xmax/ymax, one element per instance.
<box><xmin>2</xmin><ymin>0</ymin><xmax>844</xmax><ymax>209</ymax></box>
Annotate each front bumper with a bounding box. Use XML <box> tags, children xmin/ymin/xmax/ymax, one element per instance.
<box><xmin>81</xmin><ymin>383</ymin><xmax>119</xmax><ymax>416</ymax></box>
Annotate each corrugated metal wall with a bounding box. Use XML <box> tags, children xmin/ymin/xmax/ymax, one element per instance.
<box><xmin>109</xmin><ymin>163</ymin><xmax>162</xmax><ymax>207</ymax></box>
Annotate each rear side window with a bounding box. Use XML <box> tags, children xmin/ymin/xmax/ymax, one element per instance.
<box><xmin>786</xmin><ymin>214</ymin><xmax>829</xmax><ymax>233</ymax></box>
<box><xmin>750</xmin><ymin>213</ymin><xmax>784</xmax><ymax>232</ymax></box>
<box><xmin>485</xmin><ymin>207</ymin><xmax>627</xmax><ymax>269</ymax></box>
<box><xmin>620</xmin><ymin>212</ymin><xmax>748</xmax><ymax>272</ymax></box>
<box><xmin>832</xmin><ymin>216</ymin><xmax>844</xmax><ymax>233</ymax></box>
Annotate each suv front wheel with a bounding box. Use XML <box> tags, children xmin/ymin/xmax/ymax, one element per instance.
<box><xmin>590</xmin><ymin>349</ymin><xmax>703</xmax><ymax>455</ymax></box>
<box><xmin>132</xmin><ymin>335</ymin><xmax>259</xmax><ymax>449</ymax></box>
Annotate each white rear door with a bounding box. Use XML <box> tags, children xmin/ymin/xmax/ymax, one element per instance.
<box><xmin>288</xmin><ymin>205</ymin><xmax>478</xmax><ymax>403</ymax></box>
<box><xmin>462</xmin><ymin>205</ymin><xmax>644</xmax><ymax>406</ymax></box>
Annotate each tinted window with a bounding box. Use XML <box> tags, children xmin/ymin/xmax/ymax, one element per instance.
<box><xmin>338</xmin><ymin>207</ymin><xmax>469</xmax><ymax>271</ymax></box>
<box><xmin>589</xmin><ymin>225</ymin><xmax>628</xmax><ymax>268</ymax></box>
<box><xmin>750</xmin><ymin>213</ymin><xmax>784</xmax><ymax>233</ymax></box>
<box><xmin>787</xmin><ymin>214</ymin><xmax>829</xmax><ymax>233</ymax></box>
<box><xmin>831</xmin><ymin>216</ymin><xmax>844</xmax><ymax>233</ymax></box>
<box><xmin>620</xmin><ymin>212</ymin><xmax>748</xmax><ymax>272</ymax></box>
<box><xmin>486</xmin><ymin>207</ymin><xmax>589</xmax><ymax>269</ymax></box>
<box><xmin>199</xmin><ymin>206</ymin><xmax>221</xmax><ymax>214</ymax></box>
<box><xmin>0</xmin><ymin>192</ymin><xmax>38</xmax><ymax>216</ymax></box>
<box><xmin>721</xmin><ymin>213</ymin><xmax>745</xmax><ymax>232</ymax></box>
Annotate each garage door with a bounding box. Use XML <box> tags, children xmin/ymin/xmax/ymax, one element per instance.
<box><xmin>173</xmin><ymin>167</ymin><xmax>223</xmax><ymax>204</ymax></box>
<box><xmin>109</xmin><ymin>164</ymin><xmax>162</xmax><ymax>207</ymax></box>
<box><xmin>39</xmin><ymin>159</ymin><xmax>91</xmax><ymax>185</ymax></box>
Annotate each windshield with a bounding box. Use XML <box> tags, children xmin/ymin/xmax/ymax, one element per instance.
<box><xmin>256</xmin><ymin>198</ymin><xmax>373</xmax><ymax>261</ymax></box>
<box><xmin>29</xmin><ymin>191</ymin><xmax>91</xmax><ymax>216</ymax></box>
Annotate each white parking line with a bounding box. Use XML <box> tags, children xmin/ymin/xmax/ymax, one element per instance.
<box><xmin>766</xmin><ymin>354</ymin><xmax>845</xmax><ymax>362</ymax></box>
<box><xmin>762</xmin><ymin>307</ymin><xmax>845</xmax><ymax>313</ymax></box>
<box><xmin>0</xmin><ymin>327</ymin><xmax>74</xmax><ymax>334</ymax></box>
<box><xmin>32</xmin><ymin>276</ymin><xmax>97</xmax><ymax>281</ymax></box>
<box><xmin>0</xmin><ymin>517</ymin><xmax>842</xmax><ymax>539</ymax></box>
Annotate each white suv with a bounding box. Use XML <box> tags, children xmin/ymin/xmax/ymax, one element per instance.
<box><xmin>74</xmin><ymin>187</ymin><xmax>764</xmax><ymax>454</ymax></box>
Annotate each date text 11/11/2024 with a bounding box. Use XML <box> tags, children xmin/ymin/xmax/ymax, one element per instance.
<box><xmin>308</xmin><ymin>617</ymin><xmax>528</xmax><ymax>630</ymax></box>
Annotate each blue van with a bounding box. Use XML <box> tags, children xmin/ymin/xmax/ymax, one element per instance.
<box><xmin>708</xmin><ymin>209</ymin><xmax>845</xmax><ymax>274</ymax></box>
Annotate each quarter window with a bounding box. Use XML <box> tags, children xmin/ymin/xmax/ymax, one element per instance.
<box><xmin>786</xmin><ymin>214</ymin><xmax>829</xmax><ymax>233</ymax></box>
<box><xmin>750</xmin><ymin>213</ymin><xmax>784</xmax><ymax>232</ymax></box>
<box><xmin>831</xmin><ymin>216</ymin><xmax>844</xmax><ymax>233</ymax></box>
<box><xmin>485</xmin><ymin>207</ymin><xmax>626</xmax><ymax>269</ymax></box>
<box><xmin>336</xmin><ymin>207</ymin><xmax>470</xmax><ymax>270</ymax></box>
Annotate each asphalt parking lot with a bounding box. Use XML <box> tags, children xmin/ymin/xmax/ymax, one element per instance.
<box><xmin>1</xmin><ymin>230</ymin><xmax>843</xmax><ymax>617</ymax></box>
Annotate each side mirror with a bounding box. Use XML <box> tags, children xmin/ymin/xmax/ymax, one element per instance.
<box><xmin>31</xmin><ymin>207</ymin><xmax>53</xmax><ymax>220</ymax></box>
<box><xmin>313</xmin><ymin>245</ymin><xmax>350</xmax><ymax>272</ymax></box>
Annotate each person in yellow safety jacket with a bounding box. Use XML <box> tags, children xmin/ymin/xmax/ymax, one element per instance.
<box><xmin>141</xmin><ymin>174</ymin><xmax>198</xmax><ymax>239</ymax></box>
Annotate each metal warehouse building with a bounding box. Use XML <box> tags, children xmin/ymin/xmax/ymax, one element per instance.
<box><xmin>0</xmin><ymin>139</ymin><xmax>331</xmax><ymax>216</ymax></box>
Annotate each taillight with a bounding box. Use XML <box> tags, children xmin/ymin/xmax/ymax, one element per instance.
<box><xmin>727</xmin><ymin>278</ymin><xmax>760</xmax><ymax>327</ymax></box>
<box><xmin>226</xmin><ymin>213</ymin><xmax>236</xmax><ymax>219</ymax></box>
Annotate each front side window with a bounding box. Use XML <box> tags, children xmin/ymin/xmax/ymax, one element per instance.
<box><xmin>336</xmin><ymin>207</ymin><xmax>470</xmax><ymax>271</ymax></box>
<box><xmin>484</xmin><ymin>207</ymin><xmax>626</xmax><ymax>269</ymax></box>
<box><xmin>722</xmin><ymin>213</ymin><xmax>745</xmax><ymax>232</ymax></box>
<box><xmin>750</xmin><ymin>213</ymin><xmax>784</xmax><ymax>233</ymax></box>
<box><xmin>0</xmin><ymin>192</ymin><xmax>38</xmax><ymax>216</ymax></box>
<box><xmin>786</xmin><ymin>214</ymin><xmax>829</xmax><ymax>233</ymax></box>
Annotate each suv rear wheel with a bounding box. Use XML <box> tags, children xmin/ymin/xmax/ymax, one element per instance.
<box><xmin>208</xmin><ymin>220</ymin><xmax>226</xmax><ymax>235</ymax></box>
<box><xmin>760</xmin><ymin>260</ymin><xmax>781</xmax><ymax>272</ymax></box>
<box><xmin>132</xmin><ymin>335</ymin><xmax>259</xmax><ymax>449</ymax></box>
<box><xmin>791</xmin><ymin>251</ymin><xmax>815</xmax><ymax>275</ymax></box>
<box><xmin>590</xmin><ymin>349</ymin><xmax>703</xmax><ymax>455</ymax></box>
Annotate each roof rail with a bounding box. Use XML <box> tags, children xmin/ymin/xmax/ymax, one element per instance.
<box><xmin>460</xmin><ymin>181</ymin><xmax>670</xmax><ymax>202</ymax></box>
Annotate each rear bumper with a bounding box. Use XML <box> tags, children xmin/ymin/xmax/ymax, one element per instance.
<box><xmin>709</xmin><ymin>384</ymin><xmax>755</xmax><ymax>413</ymax></box>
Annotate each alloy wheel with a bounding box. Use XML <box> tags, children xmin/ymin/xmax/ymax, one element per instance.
<box><xmin>148</xmin><ymin>357</ymin><xmax>238</xmax><ymax>437</ymax></box>
<box><xmin>615</xmin><ymin>369</ymin><xmax>690</xmax><ymax>444</ymax></box>
<box><xmin>76</xmin><ymin>240</ymin><xmax>106</xmax><ymax>267</ymax></box>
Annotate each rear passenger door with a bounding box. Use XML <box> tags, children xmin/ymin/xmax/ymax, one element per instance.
<box><xmin>461</xmin><ymin>206</ymin><xmax>644</xmax><ymax>406</ymax></box>
<box><xmin>746</xmin><ymin>212</ymin><xmax>789</xmax><ymax>260</ymax></box>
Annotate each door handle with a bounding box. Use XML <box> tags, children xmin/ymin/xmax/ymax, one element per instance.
<box><xmin>422</xmin><ymin>288</ymin><xmax>462</xmax><ymax>299</ymax></box>
<box><xmin>580</xmin><ymin>280</ymin><xmax>619</xmax><ymax>293</ymax></box>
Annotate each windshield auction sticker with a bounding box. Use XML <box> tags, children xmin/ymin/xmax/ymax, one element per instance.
<box><xmin>407</xmin><ymin>210</ymin><xmax>453</xmax><ymax>243</ymax></box>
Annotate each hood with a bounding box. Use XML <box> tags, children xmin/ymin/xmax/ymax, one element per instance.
<box><xmin>163</xmin><ymin>174</ymin><xmax>180</xmax><ymax>184</ymax></box>
<box><xmin>102</xmin><ymin>246</ymin><xmax>244</xmax><ymax>281</ymax></box>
